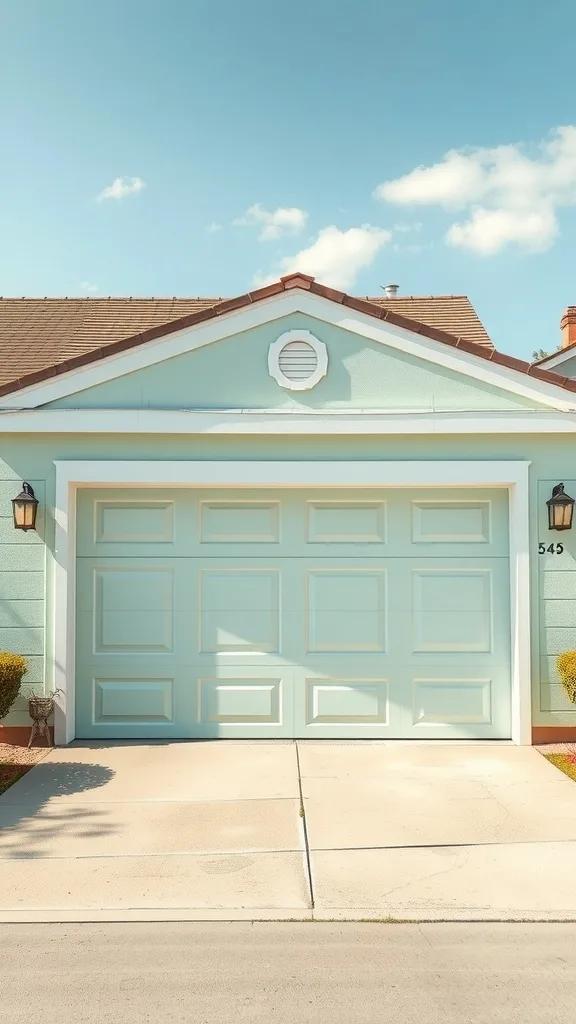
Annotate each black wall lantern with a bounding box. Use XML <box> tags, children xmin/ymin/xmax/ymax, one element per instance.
<box><xmin>12</xmin><ymin>482</ymin><xmax>39</xmax><ymax>532</ymax></box>
<box><xmin>547</xmin><ymin>483</ymin><xmax>575</xmax><ymax>532</ymax></box>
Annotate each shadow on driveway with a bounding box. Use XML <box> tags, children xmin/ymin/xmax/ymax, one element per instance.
<box><xmin>0</xmin><ymin>761</ymin><xmax>115</xmax><ymax>859</ymax></box>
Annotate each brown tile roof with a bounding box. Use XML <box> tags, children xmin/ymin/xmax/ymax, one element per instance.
<box><xmin>366</xmin><ymin>295</ymin><xmax>492</xmax><ymax>348</ymax></box>
<box><xmin>0</xmin><ymin>297</ymin><xmax>220</xmax><ymax>388</ymax></box>
<box><xmin>0</xmin><ymin>286</ymin><xmax>490</xmax><ymax>393</ymax></box>
<box><xmin>0</xmin><ymin>272</ymin><xmax>574</xmax><ymax>398</ymax></box>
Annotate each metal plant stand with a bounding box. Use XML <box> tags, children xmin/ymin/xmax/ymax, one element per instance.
<box><xmin>27</xmin><ymin>691</ymin><xmax>61</xmax><ymax>748</ymax></box>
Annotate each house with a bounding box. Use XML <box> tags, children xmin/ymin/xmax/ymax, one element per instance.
<box><xmin>1</xmin><ymin>271</ymin><xmax>576</xmax><ymax>747</ymax></box>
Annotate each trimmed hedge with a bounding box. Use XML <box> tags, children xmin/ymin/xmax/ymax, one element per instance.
<box><xmin>557</xmin><ymin>650</ymin><xmax>576</xmax><ymax>704</ymax></box>
<box><xmin>0</xmin><ymin>652</ymin><xmax>28</xmax><ymax>720</ymax></box>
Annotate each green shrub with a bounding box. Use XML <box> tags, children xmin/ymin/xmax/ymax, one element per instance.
<box><xmin>557</xmin><ymin>650</ymin><xmax>576</xmax><ymax>704</ymax></box>
<box><xmin>0</xmin><ymin>652</ymin><xmax>28</xmax><ymax>720</ymax></box>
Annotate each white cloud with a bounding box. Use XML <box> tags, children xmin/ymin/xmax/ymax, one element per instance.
<box><xmin>233</xmin><ymin>203</ymin><xmax>308</xmax><ymax>241</ymax></box>
<box><xmin>206</xmin><ymin>221</ymin><xmax>222</xmax><ymax>233</ymax></box>
<box><xmin>79</xmin><ymin>281</ymin><xmax>99</xmax><ymax>293</ymax></box>
<box><xmin>255</xmin><ymin>224</ymin><xmax>392</xmax><ymax>291</ymax></box>
<box><xmin>97</xmin><ymin>176</ymin><xmax>146</xmax><ymax>201</ymax></box>
<box><xmin>375</xmin><ymin>126</ymin><xmax>576</xmax><ymax>255</ymax></box>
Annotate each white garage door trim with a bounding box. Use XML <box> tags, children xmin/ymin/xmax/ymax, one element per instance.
<box><xmin>51</xmin><ymin>460</ymin><xmax>531</xmax><ymax>746</ymax></box>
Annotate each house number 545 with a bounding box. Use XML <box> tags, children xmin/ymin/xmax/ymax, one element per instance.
<box><xmin>539</xmin><ymin>542</ymin><xmax>564</xmax><ymax>554</ymax></box>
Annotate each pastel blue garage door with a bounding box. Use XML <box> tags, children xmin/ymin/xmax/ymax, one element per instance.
<box><xmin>75</xmin><ymin>487</ymin><xmax>511</xmax><ymax>739</ymax></box>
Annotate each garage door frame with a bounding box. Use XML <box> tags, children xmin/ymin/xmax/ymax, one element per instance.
<box><xmin>51</xmin><ymin>460</ymin><xmax>531</xmax><ymax>745</ymax></box>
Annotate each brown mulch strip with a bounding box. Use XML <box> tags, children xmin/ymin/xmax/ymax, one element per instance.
<box><xmin>0</xmin><ymin>743</ymin><xmax>49</xmax><ymax>796</ymax></box>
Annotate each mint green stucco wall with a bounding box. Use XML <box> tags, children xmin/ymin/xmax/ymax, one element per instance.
<box><xmin>1</xmin><ymin>431</ymin><xmax>575</xmax><ymax>731</ymax></box>
<box><xmin>45</xmin><ymin>314</ymin><xmax>545</xmax><ymax>411</ymax></box>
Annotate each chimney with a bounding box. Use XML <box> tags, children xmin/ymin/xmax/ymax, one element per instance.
<box><xmin>383</xmin><ymin>283</ymin><xmax>399</xmax><ymax>298</ymax></box>
<box><xmin>561</xmin><ymin>307</ymin><xmax>576</xmax><ymax>349</ymax></box>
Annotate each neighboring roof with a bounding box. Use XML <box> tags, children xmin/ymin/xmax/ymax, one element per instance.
<box><xmin>0</xmin><ymin>271</ymin><xmax>574</xmax><ymax>398</ymax></box>
<box><xmin>0</xmin><ymin>285</ymin><xmax>491</xmax><ymax>393</ymax></box>
<box><xmin>532</xmin><ymin>346</ymin><xmax>570</xmax><ymax>369</ymax></box>
<box><xmin>365</xmin><ymin>295</ymin><xmax>492</xmax><ymax>348</ymax></box>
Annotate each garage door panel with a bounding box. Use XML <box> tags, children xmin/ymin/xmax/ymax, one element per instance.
<box><xmin>93</xmin><ymin>676</ymin><xmax>175</xmax><ymax>724</ymax></box>
<box><xmin>198</xmin><ymin>674</ymin><xmax>284</xmax><ymax>728</ymax></box>
<box><xmin>75</xmin><ymin>487</ymin><xmax>511</xmax><ymax>740</ymax></box>
<box><xmin>76</xmin><ymin>489</ymin><xmax>195</xmax><ymax>557</ymax></box>
<box><xmin>199</xmin><ymin>499</ymin><xmax>281</xmax><ymax>544</ymax></box>
<box><xmin>412</xmin><ymin>569</ymin><xmax>493</xmax><ymax>653</ymax></box>
<box><xmin>199</xmin><ymin>567</ymin><xmax>280</xmax><ymax>654</ymax></box>
<box><xmin>306</xmin><ymin>500</ymin><xmax>387</xmax><ymax>544</ymax></box>
<box><xmin>303</xmin><ymin>676</ymin><xmax>389</xmax><ymax>726</ymax></box>
<box><xmin>306</xmin><ymin>568</ymin><xmax>387</xmax><ymax>653</ymax></box>
<box><xmin>406</xmin><ymin>489</ymin><xmax>509</xmax><ymax>557</ymax></box>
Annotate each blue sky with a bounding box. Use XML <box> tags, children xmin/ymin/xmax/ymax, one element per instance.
<box><xmin>1</xmin><ymin>0</ymin><xmax>576</xmax><ymax>357</ymax></box>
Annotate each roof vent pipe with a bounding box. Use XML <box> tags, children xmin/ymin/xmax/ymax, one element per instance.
<box><xmin>383</xmin><ymin>283</ymin><xmax>399</xmax><ymax>298</ymax></box>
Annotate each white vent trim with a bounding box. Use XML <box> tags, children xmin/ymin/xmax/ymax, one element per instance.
<box><xmin>268</xmin><ymin>330</ymin><xmax>328</xmax><ymax>391</ymax></box>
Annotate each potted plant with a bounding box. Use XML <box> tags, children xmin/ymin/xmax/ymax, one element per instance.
<box><xmin>557</xmin><ymin>651</ymin><xmax>576</xmax><ymax>704</ymax></box>
<box><xmin>0</xmin><ymin>652</ymin><xmax>28</xmax><ymax>723</ymax></box>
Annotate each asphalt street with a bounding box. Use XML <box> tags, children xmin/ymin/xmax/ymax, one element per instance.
<box><xmin>1</xmin><ymin>922</ymin><xmax>574</xmax><ymax>1023</ymax></box>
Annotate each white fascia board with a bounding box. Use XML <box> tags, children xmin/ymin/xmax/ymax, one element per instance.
<box><xmin>2</xmin><ymin>288</ymin><xmax>575</xmax><ymax>412</ymax></box>
<box><xmin>2</xmin><ymin>408</ymin><xmax>576</xmax><ymax>434</ymax></box>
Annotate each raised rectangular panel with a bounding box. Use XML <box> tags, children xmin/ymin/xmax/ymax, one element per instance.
<box><xmin>412</xmin><ymin>570</ymin><xmax>492</xmax><ymax>652</ymax></box>
<box><xmin>200</xmin><ymin>502</ymin><xmax>280</xmax><ymax>543</ymax></box>
<box><xmin>307</xmin><ymin>570</ymin><xmax>386</xmax><ymax>652</ymax></box>
<box><xmin>412</xmin><ymin>501</ymin><xmax>490</xmax><ymax>543</ymax></box>
<box><xmin>413</xmin><ymin>677</ymin><xmax>492</xmax><ymax>725</ymax></box>
<box><xmin>306</xmin><ymin>678</ymin><xmax>388</xmax><ymax>724</ymax></box>
<box><xmin>94</xmin><ymin>502</ymin><xmax>174</xmax><ymax>543</ymax></box>
<box><xmin>198</xmin><ymin>678</ymin><xmax>281</xmax><ymax>724</ymax></box>
<box><xmin>93</xmin><ymin>678</ymin><xmax>173</xmax><ymax>722</ymax></box>
<box><xmin>307</xmin><ymin>502</ymin><xmax>386</xmax><ymax>543</ymax></box>
<box><xmin>200</xmin><ymin>569</ymin><xmax>280</xmax><ymax>653</ymax></box>
<box><xmin>94</xmin><ymin>568</ymin><xmax>174</xmax><ymax>652</ymax></box>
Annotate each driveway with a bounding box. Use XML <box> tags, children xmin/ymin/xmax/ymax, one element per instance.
<box><xmin>1</xmin><ymin>741</ymin><xmax>576</xmax><ymax>921</ymax></box>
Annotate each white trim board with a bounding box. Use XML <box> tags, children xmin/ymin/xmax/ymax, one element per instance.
<box><xmin>1</xmin><ymin>408</ymin><xmax>576</xmax><ymax>434</ymax></box>
<box><xmin>3</xmin><ymin>288</ymin><xmax>576</xmax><ymax>412</ymax></box>
<box><xmin>52</xmin><ymin>459</ymin><xmax>531</xmax><ymax>747</ymax></box>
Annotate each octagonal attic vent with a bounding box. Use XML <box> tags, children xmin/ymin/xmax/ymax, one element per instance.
<box><xmin>268</xmin><ymin>330</ymin><xmax>328</xmax><ymax>391</ymax></box>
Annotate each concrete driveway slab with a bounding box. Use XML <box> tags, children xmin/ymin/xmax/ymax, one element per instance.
<box><xmin>0</xmin><ymin>742</ymin><xmax>299</xmax><ymax>804</ymax></box>
<box><xmin>311</xmin><ymin>842</ymin><xmax>576</xmax><ymax>921</ymax></box>
<box><xmin>0</xmin><ymin>741</ymin><xmax>308</xmax><ymax>919</ymax></box>
<box><xmin>0</xmin><ymin>798</ymin><xmax>303</xmax><ymax>859</ymax></box>
<box><xmin>297</xmin><ymin>742</ymin><xmax>557</xmax><ymax>783</ymax></box>
<box><xmin>303</xmin><ymin>774</ymin><xmax>576</xmax><ymax>848</ymax></box>
<box><xmin>0</xmin><ymin>851</ymin><xmax>311</xmax><ymax>914</ymax></box>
